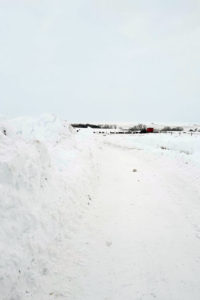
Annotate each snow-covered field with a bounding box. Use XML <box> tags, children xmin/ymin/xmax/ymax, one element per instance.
<box><xmin>1</xmin><ymin>116</ymin><xmax>200</xmax><ymax>299</ymax></box>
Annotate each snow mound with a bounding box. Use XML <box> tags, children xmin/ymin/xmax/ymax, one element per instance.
<box><xmin>5</xmin><ymin>114</ymin><xmax>74</xmax><ymax>142</ymax></box>
<box><xmin>0</xmin><ymin>115</ymin><xmax>98</xmax><ymax>299</ymax></box>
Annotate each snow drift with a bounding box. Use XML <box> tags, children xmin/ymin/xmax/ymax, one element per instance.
<box><xmin>0</xmin><ymin>115</ymin><xmax>98</xmax><ymax>299</ymax></box>
<box><xmin>104</xmin><ymin>133</ymin><xmax>200</xmax><ymax>165</ymax></box>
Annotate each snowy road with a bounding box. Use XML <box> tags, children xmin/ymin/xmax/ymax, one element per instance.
<box><xmin>73</xmin><ymin>139</ymin><xmax>200</xmax><ymax>300</ymax></box>
<box><xmin>1</xmin><ymin>121</ymin><xmax>200</xmax><ymax>299</ymax></box>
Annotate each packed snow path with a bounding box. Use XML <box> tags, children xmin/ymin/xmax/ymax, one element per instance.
<box><xmin>73</xmin><ymin>139</ymin><xmax>200</xmax><ymax>300</ymax></box>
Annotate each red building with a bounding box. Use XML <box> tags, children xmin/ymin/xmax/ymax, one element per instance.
<box><xmin>147</xmin><ymin>127</ymin><xmax>154</xmax><ymax>133</ymax></box>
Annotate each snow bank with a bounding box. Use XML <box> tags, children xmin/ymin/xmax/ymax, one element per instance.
<box><xmin>0</xmin><ymin>115</ymin><xmax>98</xmax><ymax>299</ymax></box>
<box><xmin>104</xmin><ymin>133</ymin><xmax>200</xmax><ymax>164</ymax></box>
<box><xmin>4</xmin><ymin>114</ymin><xmax>74</xmax><ymax>141</ymax></box>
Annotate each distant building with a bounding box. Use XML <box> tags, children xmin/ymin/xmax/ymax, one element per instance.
<box><xmin>147</xmin><ymin>127</ymin><xmax>154</xmax><ymax>133</ymax></box>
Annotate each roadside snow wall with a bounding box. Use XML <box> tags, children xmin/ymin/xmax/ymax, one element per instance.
<box><xmin>0</xmin><ymin>115</ymin><xmax>98</xmax><ymax>299</ymax></box>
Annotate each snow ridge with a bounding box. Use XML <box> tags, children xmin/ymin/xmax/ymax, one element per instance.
<box><xmin>0</xmin><ymin>115</ymin><xmax>98</xmax><ymax>299</ymax></box>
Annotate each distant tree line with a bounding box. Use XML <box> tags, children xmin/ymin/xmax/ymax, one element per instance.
<box><xmin>129</xmin><ymin>124</ymin><xmax>147</xmax><ymax>132</ymax></box>
<box><xmin>71</xmin><ymin>123</ymin><xmax>117</xmax><ymax>129</ymax></box>
<box><xmin>72</xmin><ymin>123</ymin><xmax>186</xmax><ymax>132</ymax></box>
<box><xmin>160</xmin><ymin>126</ymin><xmax>183</xmax><ymax>132</ymax></box>
<box><xmin>71</xmin><ymin>123</ymin><xmax>101</xmax><ymax>129</ymax></box>
<box><xmin>128</xmin><ymin>124</ymin><xmax>184</xmax><ymax>132</ymax></box>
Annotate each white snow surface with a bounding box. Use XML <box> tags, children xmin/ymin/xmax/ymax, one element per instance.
<box><xmin>0</xmin><ymin>117</ymin><xmax>200</xmax><ymax>299</ymax></box>
<box><xmin>0</xmin><ymin>115</ymin><xmax>98</xmax><ymax>299</ymax></box>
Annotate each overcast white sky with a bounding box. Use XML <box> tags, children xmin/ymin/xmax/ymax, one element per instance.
<box><xmin>0</xmin><ymin>0</ymin><xmax>200</xmax><ymax>122</ymax></box>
